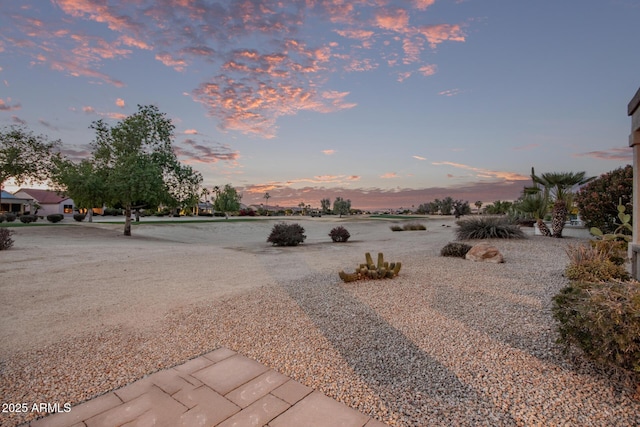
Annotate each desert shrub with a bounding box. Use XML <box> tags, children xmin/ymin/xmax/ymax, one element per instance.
<box><xmin>19</xmin><ymin>214</ymin><xmax>37</xmax><ymax>224</ymax></box>
<box><xmin>553</xmin><ymin>280</ymin><xmax>640</xmax><ymax>378</ymax></box>
<box><xmin>47</xmin><ymin>214</ymin><xmax>64</xmax><ymax>223</ymax></box>
<box><xmin>403</xmin><ymin>222</ymin><xmax>427</xmax><ymax>231</ymax></box>
<box><xmin>267</xmin><ymin>222</ymin><xmax>306</xmax><ymax>246</ymax></box>
<box><xmin>564</xmin><ymin>243</ymin><xmax>630</xmax><ymax>282</ymax></box>
<box><xmin>329</xmin><ymin>226</ymin><xmax>350</xmax><ymax>242</ymax></box>
<box><xmin>0</xmin><ymin>228</ymin><xmax>14</xmax><ymax>250</ymax></box>
<box><xmin>455</xmin><ymin>216</ymin><xmax>526</xmax><ymax>239</ymax></box>
<box><xmin>73</xmin><ymin>213</ymin><xmax>86</xmax><ymax>222</ymax></box>
<box><xmin>575</xmin><ymin>165</ymin><xmax>632</xmax><ymax>234</ymax></box>
<box><xmin>589</xmin><ymin>239</ymin><xmax>627</xmax><ymax>266</ymax></box>
<box><xmin>440</xmin><ymin>242</ymin><xmax>472</xmax><ymax>258</ymax></box>
<box><xmin>390</xmin><ymin>225</ymin><xmax>403</xmax><ymax>231</ymax></box>
<box><xmin>4</xmin><ymin>213</ymin><xmax>16</xmax><ymax>222</ymax></box>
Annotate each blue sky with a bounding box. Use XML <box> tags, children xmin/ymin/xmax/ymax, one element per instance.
<box><xmin>1</xmin><ymin>0</ymin><xmax>638</xmax><ymax>210</ymax></box>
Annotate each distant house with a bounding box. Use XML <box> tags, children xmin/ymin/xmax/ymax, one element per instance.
<box><xmin>0</xmin><ymin>190</ymin><xmax>30</xmax><ymax>214</ymax></box>
<box><xmin>13</xmin><ymin>188</ymin><xmax>75</xmax><ymax>217</ymax></box>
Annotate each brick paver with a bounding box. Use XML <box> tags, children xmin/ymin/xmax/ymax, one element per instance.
<box><xmin>24</xmin><ymin>348</ymin><xmax>388</xmax><ymax>427</ymax></box>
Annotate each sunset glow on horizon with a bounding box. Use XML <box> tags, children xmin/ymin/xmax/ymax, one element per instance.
<box><xmin>1</xmin><ymin>1</ymin><xmax>638</xmax><ymax>210</ymax></box>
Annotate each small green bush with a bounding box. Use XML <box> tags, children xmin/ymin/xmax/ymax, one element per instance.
<box><xmin>267</xmin><ymin>222</ymin><xmax>306</xmax><ymax>246</ymax></box>
<box><xmin>329</xmin><ymin>226</ymin><xmax>350</xmax><ymax>242</ymax></box>
<box><xmin>456</xmin><ymin>216</ymin><xmax>526</xmax><ymax>239</ymax></box>
<box><xmin>4</xmin><ymin>213</ymin><xmax>16</xmax><ymax>222</ymax></box>
<box><xmin>0</xmin><ymin>214</ymin><xmax>5</xmax><ymax>223</ymax></box>
<box><xmin>440</xmin><ymin>242</ymin><xmax>472</xmax><ymax>258</ymax></box>
<box><xmin>19</xmin><ymin>214</ymin><xmax>37</xmax><ymax>224</ymax></box>
<box><xmin>390</xmin><ymin>225</ymin><xmax>403</xmax><ymax>231</ymax></box>
<box><xmin>47</xmin><ymin>214</ymin><xmax>64</xmax><ymax>223</ymax></box>
<box><xmin>0</xmin><ymin>228</ymin><xmax>14</xmax><ymax>250</ymax></box>
<box><xmin>553</xmin><ymin>280</ymin><xmax>640</xmax><ymax>378</ymax></box>
<box><xmin>73</xmin><ymin>213</ymin><xmax>86</xmax><ymax>222</ymax></box>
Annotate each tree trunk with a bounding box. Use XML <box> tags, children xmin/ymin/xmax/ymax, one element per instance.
<box><xmin>536</xmin><ymin>218</ymin><xmax>552</xmax><ymax>236</ymax></box>
<box><xmin>88</xmin><ymin>208</ymin><xmax>93</xmax><ymax>223</ymax></box>
<box><xmin>552</xmin><ymin>200</ymin><xmax>568</xmax><ymax>238</ymax></box>
<box><xmin>124</xmin><ymin>206</ymin><xmax>132</xmax><ymax>236</ymax></box>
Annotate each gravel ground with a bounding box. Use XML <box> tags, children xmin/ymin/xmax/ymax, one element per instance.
<box><xmin>1</xmin><ymin>219</ymin><xmax>639</xmax><ymax>426</ymax></box>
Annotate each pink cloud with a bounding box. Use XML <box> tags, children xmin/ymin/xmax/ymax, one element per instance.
<box><xmin>439</xmin><ymin>88</ymin><xmax>462</xmax><ymax>96</ymax></box>
<box><xmin>184</xmin><ymin>129</ymin><xmax>198</xmax><ymax>135</ymax></box>
<box><xmin>418</xmin><ymin>24</ymin><xmax>466</xmax><ymax>49</ymax></box>
<box><xmin>5</xmin><ymin>0</ymin><xmax>469</xmax><ymax>138</ymax></box>
<box><xmin>322</xmin><ymin>149</ymin><xmax>336</xmax><ymax>155</ymax></box>
<box><xmin>0</xmin><ymin>98</ymin><xmax>21</xmax><ymax>111</ymax></box>
<box><xmin>115</xmin><ymin>98</ymin><xmax>125</xmax><ymax>108</ymax></box>
<box><xmin>375</xmin><ymin>8</ymin><xmax>410</xmax><ymax>33</ymax></box>
<box><xmin>575</xmin><ymin>147</ymin><xmax>632</xmax><ymax>161</ymax></box>
<box><xmin>412</xmin><ymin>155</ymin><xmax>427</xmax><ymax>160</ymax></box>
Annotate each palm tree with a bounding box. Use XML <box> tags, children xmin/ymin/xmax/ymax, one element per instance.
<box><xmin>263</xmin><ymin>192</ymin><xmax>270</xmax><ymax>216</ymax></box>
<box><xmin>474</xmin><ymin>200</ymin><xmax>482</xmax><ymax>214</ymax></box>
<box><xmin>531</xmin><ymin>169</ymin><xmax>594</xmax><ymax>237</ymax></box>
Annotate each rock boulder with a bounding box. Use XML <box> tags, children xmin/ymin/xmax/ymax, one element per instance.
<box><xmin>465</xmin><ymin>242</ymin><xmax>504</xmax><ymax>263</ymax></box>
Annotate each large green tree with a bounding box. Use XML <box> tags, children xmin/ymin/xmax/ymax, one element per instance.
<box><xmin>333</xmin><ymin>197</ymin><xmax>351</xmax><ymax>217</ymax></box>
<box><xmin>56</xmin><ymin>105</ymin><xmax>202</xmax><ymax>235</ymax></box>
<box><xmin>0</xmin><ymin>126</ymin><xmax>60</xmax><ymax>210</ymax></box>
<box><xmin>213</xmin><ymin>184</ymin><xmax>241</xmax><ymax>218</ymax></box>
<box><xmin>52</xmin><ymin>159</ymin><xmax>106</xmax><ymax>222</ymax></box>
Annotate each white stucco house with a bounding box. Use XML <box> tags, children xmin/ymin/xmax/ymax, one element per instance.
<box><xmin>13</xmin><ymin>188</ymin><xmax>76</xmax><ymax>217</ymax></box>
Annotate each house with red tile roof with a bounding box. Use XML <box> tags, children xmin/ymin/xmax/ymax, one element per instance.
<box><xmin>13</xmin><ymin>188</ymin><xmax>76</xmax><ymax>217</ymax></box>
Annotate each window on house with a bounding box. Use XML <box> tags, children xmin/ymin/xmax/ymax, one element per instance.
<box><xmin>63</xmin><ymin>204</ymin><xmax>73</xmax><ymax>213</ymax></box>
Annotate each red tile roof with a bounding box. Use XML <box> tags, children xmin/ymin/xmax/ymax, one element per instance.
<box><xmin>16</xmin><ymin>188</ymin><xmax>70</xmax><ymax>204</ymax></box>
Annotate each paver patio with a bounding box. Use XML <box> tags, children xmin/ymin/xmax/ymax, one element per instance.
<box><xmin>24</xmin><ymin>347</ymin><xmax>387</xmax><ymax>427</ymax></box>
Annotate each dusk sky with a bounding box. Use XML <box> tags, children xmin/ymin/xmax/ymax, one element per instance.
<box><xmin>1</xmin><ymin>1</ymin><xmax>638</xmax><ymax>210</ymax></box>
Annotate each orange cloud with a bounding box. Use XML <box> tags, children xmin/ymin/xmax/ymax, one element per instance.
<box><xmin>184</xmin><ymin>129</ymin><xmax>198</xmax><ymax>135</ymax></box>
<box><xmin>381</xmin><ymin>172</ymin><xmax>399</xmax><ymax>179</ymax></box>
<box><xmin>115</xmin><ymin>98</ymin><xmax>125</xmax><ymax>108</ymax></box>
<box><xmin>322</xmin><ymin>149</ymin><xmax>336</xmax><ymax>155</ymax></box>
<box><xmin>0</xmin><ymin>98</ymin><xmax>21</xmax><ymax>111</ymax></box>
<box><xmin>376</xmin><ymin>8</ymin><xmax>410</xmax><ymax>33</ymax></box>
<box><xmin>413</xmin><ymin>155</ymin><xmax>427</xmax><ymax>160</ymax></box>
<box><xmin>432</xmin><ymin>161</ymin><xmax>529</xmax><ymax>181</ymax></box>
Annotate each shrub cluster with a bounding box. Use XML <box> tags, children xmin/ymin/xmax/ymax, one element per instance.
<box><xmin>47</xmin><ymin>214</ymin><xmax>64</xmax><ymax>223</ymax></box>
<box><xmin>0</xmin><ymin>228</ymin><xmax>14</xmax><ymax>250</ymax></box>
<box><xmin>4</xmin><ymin>213</ymin><xmax>16</xmax><ymax>222</ymax></box>
<box><xmin>554</xmin><ymin>240</ymin><xmax>638</xmax><ymax>381</ymax></box>
<box><xmin>238</xmin><ymin>208</ymin><xmax>256</xmax><ymax>216</ymax></box>
<box><xmin>455</xmin><ymin>216</ymin><xmax>525</xmax><ymax>239</ymax></box>
<box><xmin>440</xmin><ymin>242</ymin><xmax>472</xmax><ymax>258</ymax></box>
<box><xmin>563</xmin><ymin>243</ymin><xmax>629</xmax><ymax>282</ymax></box>
<box><xmin>390</xmin><ymin>222</ymin><xmax>427</xmax><ymax>232</ymax></box>
<box><xmin>329</xmin><ymin>226</ymin><xmax>350</xmax><ymax>242</ymax></box>
<box><xmin>553</xmin><ymin>280</ymin><xmax>640</xmax><ymax>377</ymax></box>
<box><xmin>0</xmin><ymin>214</ymin><xmax>4</xmax><ymax>223</ymax></box>
<box><xmin>73</xmin><ymin>213</ymin><xmax>86</xmax><ymax>222</ymax></box>
<box><xmin>267</xmin><ymin>222</ymin><xmax>306</xmax><ymax>246</ymax></box>
<box><xmin>19</xmin><ymin>214</ymin><xmax>37</xmax><ymax>224</ymax></box>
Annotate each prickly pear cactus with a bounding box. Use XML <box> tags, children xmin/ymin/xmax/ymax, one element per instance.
<box><xmin>339</xmin><ymin>252</ymin><xmax>402</xmax><ymax>283</ymax></box>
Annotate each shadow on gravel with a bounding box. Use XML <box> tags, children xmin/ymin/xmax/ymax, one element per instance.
<box><xmin>280</xmin><ymin>274</ymin><xmax>517</xmax><ymax>424</ymax></box>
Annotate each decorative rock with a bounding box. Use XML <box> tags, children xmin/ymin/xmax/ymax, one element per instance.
<box><xmin>465</xmin><ymin>243</ymin><xmax>504</xmax><ymax>263</ymax></box>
